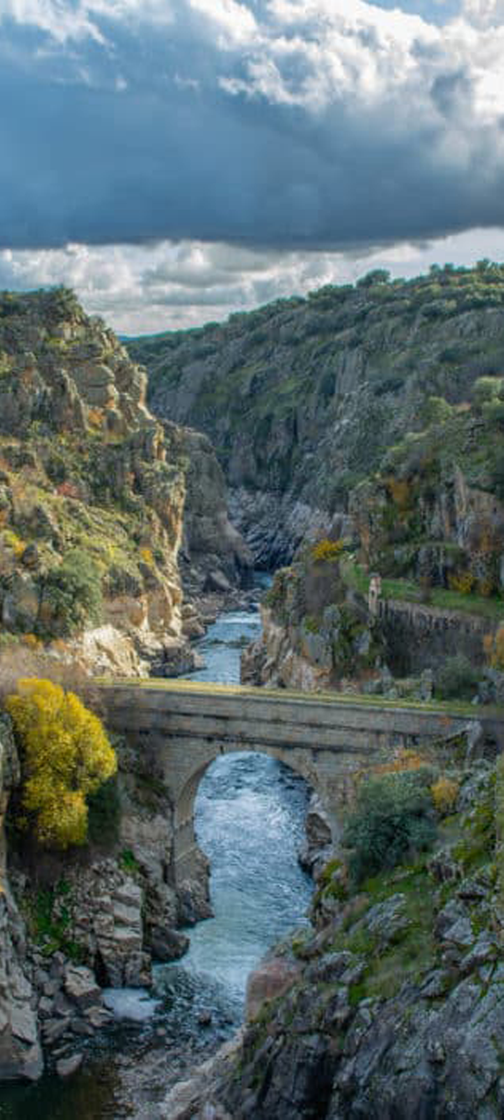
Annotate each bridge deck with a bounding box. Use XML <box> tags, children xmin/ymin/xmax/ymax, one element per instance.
<box><xmin>98</xmin><ymin>676</ymin><xmax>502</xmax><ymax>721</ymax></box>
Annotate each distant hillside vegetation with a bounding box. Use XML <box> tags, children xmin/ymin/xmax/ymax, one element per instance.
<box><xmin>129</xmin><ymin>262</ymin><xmax>504</xmax><ymax>565</ymax></box>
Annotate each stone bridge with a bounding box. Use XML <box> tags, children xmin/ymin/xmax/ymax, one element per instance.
<box><xmin>100</xmin><ymin>681</ymin><xmax>504</xmax><ymax>887</ymax></box>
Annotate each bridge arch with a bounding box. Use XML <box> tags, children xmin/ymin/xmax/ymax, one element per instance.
<box><xmin>173</xmin><ymin>741</ymin><xmax>325</xmax><ymax>884</ymax></box>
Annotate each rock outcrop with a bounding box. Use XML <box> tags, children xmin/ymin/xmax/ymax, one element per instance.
<box><xmin>0</xmin><ymin>288</ymin><xmax>185</xmax><ymax>673</ymax></box>
<box><xmin>0</xmin><ymin>288</ymin><xmax>251</xmax><ymax>678</ymax></box>
<box><xmin>242</xmin><ymin>549</ymin><xmax>385</xmax><ymax>692</ymax></box>
<box><xmin>0</xmin><ymin>886</ymin><xmax>43</xmax><ymax>1081</ymax></box>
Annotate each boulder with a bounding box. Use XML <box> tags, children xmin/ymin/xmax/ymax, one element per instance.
<box><xmin>148</xmin><ymin>927</ymin><xmax>190</xmax><ymax>962</ymax></box>
<box><xmin>63</xmin><ymin>965</ymin><xmax>101</xmax><ymax>1010</ymax></box>
<box><xmin>205</xmin><ymin>569</ymin><xmax>232</xmax><ymax>594</ymax></box>
<box><xmin>56</xmin><ymin>1052</ymin><xmax>84</xmax><ymax>1078</ymax></box>
<box><xmin>246</xmin><ymin>954</ymin><xmax>300</xmax><ymax>1021</ymax></box>
<box><xmin>298</xmin><ymin>794</ymin><xmax>334</xmax><ymax>872</ymax></box>
<box><xmin>364</xmin><ymin>893</ymin><xmax>409</xmax><ymax>947</ymax></box>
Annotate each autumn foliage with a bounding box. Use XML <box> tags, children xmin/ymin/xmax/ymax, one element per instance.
<box><xmin>430</xmin><ymin>777</ymin><xmax>460</xmax><ymax>816</ymax></box>
<box><xmin>484</xmin><ymin>626</ymin><xmax>504</xmax><ymax>670</ymax></box>
<box><xmin>6</xmin><ymin>679</ymin><xmax>117</xmax><ymax>849</ymax></box>
<box><xmin>311</xmin><ymin>538</ymin><xmax>344</xmax><ymax>563</ymax></box>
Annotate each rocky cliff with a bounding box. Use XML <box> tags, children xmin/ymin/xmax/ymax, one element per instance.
<box><xmin>162</xmin><ymin>420</ymin><xmax>252</xmax><ymax>596</ymax></box>
<box><xmin>237</xmin><ymin>307</ymin><xmax>504</xmax><ymax>692</ymax></box>
<box><xmin>163</xmin><ymin>744</ymin><xmax>504</xmax><ymax>1120</ymax></box>
<box><xmin>0</xmin><ymin>288</ymin><xmax>250</xmax><ymax>677</ymax></box>
<box><xmin>242</xmin><ymin>548</ymin><xmax>503</xmax><ymax>694</ymax></box>
<box><xmin>0</xmin><ymin>716</ymin><xmax>42</xmax><ymax>1081</ymax></box>
<box><xmin>242</xmin><ymin>546</ymin><xmax>385</xmax><ymax>692</ymax></box>
<box><xmin>129</xmin><ymin>263</ymin><xmax>504</xmax><ymax>567</ymax></box>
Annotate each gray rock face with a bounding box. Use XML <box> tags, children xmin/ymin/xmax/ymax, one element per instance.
<box><xmin>63</xmin><ymin>965</ymin><xmax>101</xmax><ymax>1010</ymax></box>
<box><xmin>298</xmin><ymin>794</ymin><xmax>334</xmax><ymax>873</ymax></box>
<box><xmin>0</xmin><ymin>718</ymin><xmax>41</xmax><ymax>1082</ymax></box>
<box><xmin>163</xmin><ymin>421</ymin><xmax>252</xmax><ymax>590</ymax></box>
<box><xmin>63</xmin><ymin>860</ymin><xmax>150</xmax><ymax>988</ymax></box>
<box><xmin>245</xmin><ymin>954</ymin><xmax>301</xmax><ymax>1022</ymax></box>
<box><xmin>363</xmin><ymin>893</ymin><xmax>409</xmax><ymax>946</ymax></box>
<box><xmin>0</xmin><ymin>888</ymin><xmax>43</xmax><ymax>1082</ymax></box>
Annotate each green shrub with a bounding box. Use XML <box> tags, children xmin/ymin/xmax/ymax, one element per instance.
<box><xmin>119</xmin><ymin>848</ymin><xmax>140</xmax><ymax>875</ymax></box>
<box><xmin>482</xmin><ymin>399</ymin><xmax>504</xmax><ymax>427</ymax></box>
<box><xmin>472</xmin><ymin>376</ymin><xmax>502</xmax><ymax>409</ymax></box>
<box><xmin>41</xmin><ymin>548</ymin><xmax>102</xmax><ymax>635</ymax></box>
<box><xmin>28</xmin><ymin>881</ymin><xmax>82</xmax><ymax>960</ymax></box>
<box><xmin>357</xmin><ymin>269</ymin><xmax>391</xmax><ymax>288</ymax></box>
<box><xmin>435</xmin><ymin>654</ymin><xmax>479</xmax><ymax>701</ymax></box>
<box><xmin>342</xmin><ymin>771</ymin><xmax>436</xmax><ymax>883</ymax></box>
<box><xmin>422</xmin><ymin>396</ymin><xmax>453</xmax><ymax>427</ymax></box>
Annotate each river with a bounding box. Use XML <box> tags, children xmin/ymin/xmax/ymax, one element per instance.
<box><xmin>0</xmin><ymin>588</ymin><xmax>314</xmax><ymax>1119</ymax></box>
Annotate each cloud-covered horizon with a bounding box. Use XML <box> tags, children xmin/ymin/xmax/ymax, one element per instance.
<box><xmin>3</xmin><ymin>227</ymin><xmax>504</xmax><ymax>336</ymax></box>
<box><xmin>2</xmin><ymin>0</ymin><xmax>504</xmax><ymax>254</ymax></box>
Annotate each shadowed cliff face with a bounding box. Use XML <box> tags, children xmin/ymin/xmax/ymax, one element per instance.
<box><xmin>0</xmin><ymin>716</ymin><xmax>43</xmax><ymax>1083</ymax></box>
<box><xmin>129</xmin><ymin>266</ymin><xmax>504</xmax><ymax>566</ymax></box>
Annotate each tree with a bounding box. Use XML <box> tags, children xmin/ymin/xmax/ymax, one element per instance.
<box><xmin>6</xmin><ymin>679</ymin><xmax>117</xmax><ymax>848</ymax></box>
<box><xmin>356</xmin><ymin>269</ymin><xmax>391</xmax><ymax>289</ymax></box>
<box><xmin>342</xmin><ymin>770</ymin><xmax>435</xmax><ymax>883</ymax></box>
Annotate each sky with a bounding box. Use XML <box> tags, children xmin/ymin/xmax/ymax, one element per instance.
<box><xmin>1</xmin><ymin>0</ymin><xmax>504</xmax><ymax>334</ymax></box>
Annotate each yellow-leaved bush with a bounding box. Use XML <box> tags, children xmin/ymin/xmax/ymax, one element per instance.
<box><xmin>311</xmin><ymin>538</ymin><xmax>344</xmax><ymax>563</ymax></box>
<box><xmin>6</xmin><ymin>678</ymin><xmax>117</xmax><ymax>849</ymax></box>
<box><xmin>484</xmin><ymin>625</ymin><xmax>504</xmax><ymax>670</ymax></box>
<box><xmin>430</xmin><ymin>776</ymin><xmax>460</xmax><ymax>816</ymax></box>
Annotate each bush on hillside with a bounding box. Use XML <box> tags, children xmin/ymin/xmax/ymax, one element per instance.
<box><xmin>342</xmin><ymin>770</ymin><xmax>436</xmax><ymax>883</ymax></box>
<box><xmin>6</xmin><ymin>678</ymin><xmax>116</xmax><ymax>848</ymax></box>
<box><xmin>422</xmin><ymin>396</ymin><xmax>454</xmax><ymax>427</ymax></box>
<box><xmin>311</xmin><ymin>538</ymin><xmax>344</xmax><ymax>563</ymax></box>
<box><xmin>431</xmin><ymin>776</ymin><xmax>460</xmax><ymax>816</ymax></box>
<box><xmin>482</xmin><ymin>400</ymin><xmax>504</xmax><ymax>427</ymax></box>
<box><xmin>435</xmin><ymin>654</ymin><xmax>479</xmax><ymax>701</ymax></box>
<box><xmin>41</xmin><ymin>548</ymin><xmax>102</xmax><ymax>636</ymax></box>
<box><xmin>472</xmin><ymin>376</ymin><xmax>503</xmax><ymax>409</ymax></box>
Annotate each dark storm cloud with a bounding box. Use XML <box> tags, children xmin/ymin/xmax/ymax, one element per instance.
<box><xmin>1</xmin><ymin>0</ymin><xmax>504</xmax><ymax>252</ymax></box>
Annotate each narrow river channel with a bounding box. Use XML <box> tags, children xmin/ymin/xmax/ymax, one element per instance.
<box><xmin>0</xmin><ymin>588</ymin><xmax>314</xmax><ymax>1119</ymax></box>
